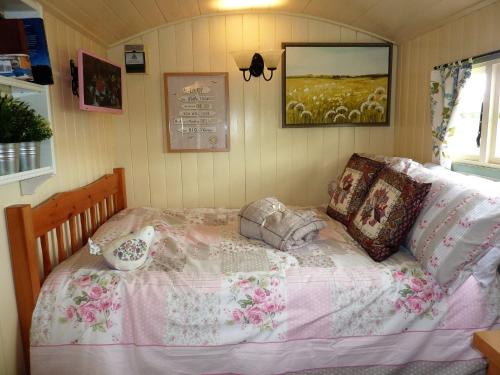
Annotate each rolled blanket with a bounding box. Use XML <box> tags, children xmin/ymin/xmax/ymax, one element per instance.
<box><xmin>239</xmin><ymin>197</ymin><xmax>327</xmax><ymax>251</ymax></box>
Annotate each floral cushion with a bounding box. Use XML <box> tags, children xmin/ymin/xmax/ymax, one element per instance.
<box><xmin>327</xmin><ymin>154</ymin><xmax>415</xmax><ymax>199</ymax></box>
<box><xmin>327</xmin><ymin>154</ymin><xmax>386</xmax><ymax>225</ymax></box>
<box><xmin>358</xmin><ymin>153</ymin><xmax>415</xmax><ymax>174</ymax></box>
<box><xmin>89</xmin><ymin>226</ymin><xmax>155</xmax><ymax>271</ymax></box>
<box><xmin>405</xmin><ymin>164</ymin><xmax>500</xmax><ymax>294</ymax></box>
<box><xmin>348</xmin><ymin>168</ymin><xmax>431</xmax><ymax>262</ymax></box>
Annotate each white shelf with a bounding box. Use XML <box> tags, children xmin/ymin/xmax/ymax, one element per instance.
<box><xmin>0</xmin><ymin>166</ymin><xmax>54</xmax><ymax>185</ymax></box>
<box><xmin>0</xmin><ymin>76</ymin><xmax>45</xmax><ymax>92</ymax></box>
<box><xmin>0</xmin><ymin>0</ymin><xmax>41</xmax><ymax>17</ymax></box>
<box><xmin>0</xmin><ymin>0</ymin><xmax>55</xmax><ymax>195</ymax></box>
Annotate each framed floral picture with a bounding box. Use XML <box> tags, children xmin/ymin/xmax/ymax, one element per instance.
<box><xmin>282</xmin><ymin>43</ymin><xmax>392</xmax><ymax>128</ymax></box>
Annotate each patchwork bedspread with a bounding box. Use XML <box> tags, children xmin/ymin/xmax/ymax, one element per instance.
<box><xmin>31</xmin><ymin>207</ymin><xmax>500</xmax><ymax>375</ymax></box>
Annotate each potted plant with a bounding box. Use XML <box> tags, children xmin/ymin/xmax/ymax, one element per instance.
<box><xmin>0</xmin><ymin>93</ymin><xmax>52</xmax><ymax>175</ymax></box>
<box><xmin>18</xmin><ymin>103</ymin><xmax>52</xmax><ymax>172</ymax></box>
<box><xmin>0</xmin><ymin>93</ymin><xmax>22</xmax><ymax>175</ymax></box>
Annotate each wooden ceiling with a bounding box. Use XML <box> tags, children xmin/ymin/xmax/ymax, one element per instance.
<box><xmin>38</xmin><ymin>0</ymin><xmax>495</xmax><ymax>46</ymax></box>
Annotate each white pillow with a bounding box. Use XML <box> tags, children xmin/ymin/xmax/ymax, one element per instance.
<box><xmin>405</xmin><ymin>165</ymin><xmax>500</xmax><ymax>294</ymax></box>
<box><xmin>89</xmin><ymin>226</ymin><xmax>155</xmax><ymax>271</ymax></box>
<box><xmin>473</xmin><ymin>247</ymin><xmax>500</xmax><ymax>287</ymax></box>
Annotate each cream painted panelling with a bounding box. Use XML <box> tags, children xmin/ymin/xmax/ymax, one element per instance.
<box><xmin>109</xmin><ymin>13</ymin><xmax>396</xmax><ymax>209</ymax></box>
<box><xmin>38</xmin><ymin>0</ymin><xmax>492</xmax><ymax>45</ymax></box>
<box><xmin>395</xmin><ymin>1</ymin><xmax>500</xmax><ymax>163</ymax></box>
<box><xmin>0</xmin><ymin>12</ymin><xmax>115</xmax><ymax>375</ymax></box>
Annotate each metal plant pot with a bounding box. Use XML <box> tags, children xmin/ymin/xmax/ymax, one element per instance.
<box><xmin>0</xmin><ymin>143</ymin><xmax>20</xmax><ymax>176</ymax></box>
<box><xmin>19</xmin><ymin>141</ymin><xmax>40</xmax><ymax>172</ymax></box>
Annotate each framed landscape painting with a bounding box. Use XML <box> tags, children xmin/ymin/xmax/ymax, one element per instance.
<box><xmin>282</xmin><ymin>43</ymin><xmax>392</xmax><ymax>128</ymax></box>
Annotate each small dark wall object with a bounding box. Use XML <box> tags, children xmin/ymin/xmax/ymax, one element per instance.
<box><xmin>124</xmin><ymin>47</ymin><xmax>146</xmax><ymax>74</ymax></box>
<box><xmin>70</xmin><ymin>59</ymin><xmax>78</xmax><ymax>97</ymax></box>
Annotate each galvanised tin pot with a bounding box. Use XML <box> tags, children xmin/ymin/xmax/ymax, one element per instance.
<box><xmin>0</xmin><ymin>143</ymin><xmax>19</xmax><ymax>176</ymax></box>
<box><xmin>19</xmin><ymin>141</ymin><xmax>40</xmax><ymax>172</ymax></box>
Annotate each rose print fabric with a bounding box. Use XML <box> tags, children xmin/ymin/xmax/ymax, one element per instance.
<box><xmin>406</xmin><ymin>163</ymin><xmax>500</xmax><ymax>294</ymax></box>
<box><xmin>30</xmin><ymin>207</ymin><xmax>499</xmax><ymax>375</ymax></box>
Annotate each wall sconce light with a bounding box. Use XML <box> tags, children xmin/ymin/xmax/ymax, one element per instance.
<box><xmin>231</xmin><ymin>49</ymin><xmax>284</xmax><ymax>81</ymax></box>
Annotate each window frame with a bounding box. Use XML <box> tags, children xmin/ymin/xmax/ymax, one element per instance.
<box><xmin>452</xmin><ymin>59</ymin><xmax>500</xmax><ymax>166</ymax></box>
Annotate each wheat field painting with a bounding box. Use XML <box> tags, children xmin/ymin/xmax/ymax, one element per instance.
<box><xmin>282</xmin><ymin>43</ymin><xmax>392</xmax><ymax>127</ymax></box>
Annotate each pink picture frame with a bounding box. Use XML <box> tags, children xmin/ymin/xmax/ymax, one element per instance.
<box><xmin>77</xmin><ymin>49</ymin><xmax>123</xmax><ymax>114</ymax></box>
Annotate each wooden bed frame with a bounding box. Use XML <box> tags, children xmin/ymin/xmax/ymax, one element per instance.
<box><xmin>5</xmin><ymin>168</ymin><xmax>127</xmax><ymax>367</ymax></box>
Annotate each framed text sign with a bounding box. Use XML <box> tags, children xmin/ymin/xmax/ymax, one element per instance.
<box><xmin>164</xmin><ymin>72</ymin><xmax>230</xmax><ymax>152</ymax></box>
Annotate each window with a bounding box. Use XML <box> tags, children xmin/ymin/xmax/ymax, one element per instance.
<box><xmin>449</xmin><ymin>61</ymin><xmax>500</xmax><ymax>165</ymax></box>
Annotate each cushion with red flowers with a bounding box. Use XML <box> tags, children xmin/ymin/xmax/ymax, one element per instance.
<box><xmin>327</xmin><ymin>155</ymin><xmax>416</xmax><ymax>199</ymax></box>
<box><xmin>327</xmin><ymin>154</ymin><xmax>386</xmax><ymax>225</ymax></box>
<box><xmin>348</xmin><ymin>167</ymin><xmax>431</xmax><ymax>262</ymax></box>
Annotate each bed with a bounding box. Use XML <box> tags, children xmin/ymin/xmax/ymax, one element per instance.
<box><xmin>6</xmin><ymin>168</ymin><xmax>500</xmax><ymax>375</ymax></box>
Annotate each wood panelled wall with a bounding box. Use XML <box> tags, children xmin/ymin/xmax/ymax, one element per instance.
<box><xmin>0</xmin><ymin>12</ymin><xmax>115</xmax><ymax>375</ymax></box>
<box><xmin>395</xmin><ymin>1</ymin><xmax>500</xmax><ymax>162</ymax></box>
<box><xmin>109</xmin><ymin>14</ymin><xmax>396</xmax><ymax>209</ymax></box>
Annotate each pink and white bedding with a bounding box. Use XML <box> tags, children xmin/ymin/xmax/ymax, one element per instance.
<box><xmin>30</xmin><ymin>207</ymin><xmax>500</xmax><ymax>375</ymax></box>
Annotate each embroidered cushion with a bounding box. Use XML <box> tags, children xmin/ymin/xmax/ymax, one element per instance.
<box><xmin>348</xmin><ymin>167</ymin><xmax>431</xmax><ymax>262</ymax></box>
<box><xmin>405</xmin><ymin>164</ymin><xmax>500</xmax><ymax>294</ymax></box>
<box><xmin>89</xmin><ymin>226</ymin><xmax>155</xmax><ymax>271</ymax></box>
<box><xmin>327</xmin><ymin>154</ymin><xmax>386</xmax><ymax>225</ymax></box>
<box><xmin>327</xmin><ymin>154</ymin><xmax>415</xmax><ymax>199</ymax></box>
<box><xmin>327</xmin><ymin>179</ymin><xmax>338</xmax><ymax>199</ymax></box>
<box><xmin>358</xmin><ymin>153</ymin><xmax>415</xmax><ymax>174</ymax></box>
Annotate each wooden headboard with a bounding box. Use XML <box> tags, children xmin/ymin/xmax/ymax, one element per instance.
<box><xmin>5</xmin><ymin>168</ymin><xmax>127</xmax><ymax>365</ymax></box>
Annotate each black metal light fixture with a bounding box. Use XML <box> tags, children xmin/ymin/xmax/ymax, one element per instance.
<box><xmin>231</xmin><ymin>49</ymin><xmax>284</xmax><ymax>81</ymax></box>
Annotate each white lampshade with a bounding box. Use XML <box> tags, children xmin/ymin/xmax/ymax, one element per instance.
<box><xmin>261</xmin><ymin>49</ymin><xmax>284</xmax><ymax>69</ymax></box>
<box><xmin>231</xmin><ymin>50</ymin><xmax>254</xmax><ymax>70</ymax></box>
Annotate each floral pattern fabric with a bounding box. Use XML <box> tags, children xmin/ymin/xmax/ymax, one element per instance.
<box><xmin>32</xmin><ymin>270</ymin><xmax>123</xmax><ymax>345</ymax></box>
<box><xmin>328</xmin><ymin>154</ymin><xmax>415</xmax><ymax>199</ymax></box>
<box><xmin>430</xmin><ymin>63</ymin><xmax>472</xmax><ymax>168</ymax></box>
<box><xmin>113</xmin><ymin>238</ymin><xmax>147</xmax><ymax>261</ymax></box>
<box><xmin>392</xmin><ymin>266</ymin><xmax>443</xmax><ymax>319</ymax></box>
<box><xmin>356</xmin><ymin>180</ymin><xmax>400</xmax><ymax>238</ymax></box>
<box><xmin>223</xmin><ymin>272</ymin><xmax>287</xmax><ymax>342</ymax></box>
<box><xmin>30</xmin><ymin>207</ymin><xmax>500</xmax><ymax>375</ymax></box>
<box><xmin>327</xmin><ymin>153</ymin><xmax>386</xmax><ymax>225</ymax></box>
<box><xmin>349</xmin><ymin>167</ymin><xmax>431</xmax><ymax>261</ymax></box>
<box><xmin>406</xmin><ymin>162</ymin><xmax>500</xmax><ymax>294</ymax></box>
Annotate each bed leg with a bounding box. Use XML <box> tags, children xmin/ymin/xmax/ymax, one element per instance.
<box><xmin>5</xmin><ymin>204</ymin><xmax>41</xmax><ymax>373</ymax></box>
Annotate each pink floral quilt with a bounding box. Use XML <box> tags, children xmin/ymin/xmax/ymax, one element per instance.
<box><xmin>30</xmin><ymin>207</ymin><xmax>500</xmax><ymax>375</ymax></box>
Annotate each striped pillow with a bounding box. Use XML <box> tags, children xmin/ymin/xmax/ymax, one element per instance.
<box><xmin>406</xmin><ymin>164</ymin><xmax>500</xmax><ymax>294</ymax></box>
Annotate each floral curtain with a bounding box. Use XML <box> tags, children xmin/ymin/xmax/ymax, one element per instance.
<box><xmin>430</xmin><ymin>62</ymin><xmax>472</xmax><ymax>168</ymax></box>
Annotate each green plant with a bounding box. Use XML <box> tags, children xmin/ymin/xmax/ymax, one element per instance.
<box><xmin>0</xmin><ymin>93</ymin><xmax>52</xmax><ymax>143</ymax></box>
<box><xmin>0</xmin><ymin>93</ymin><xmax>21</xmax><ymax>143</ymax></box>
<box><xmin>20</xmin><ymin>112</ymin><xmax>52</xmax><ymax>142</ymax></box>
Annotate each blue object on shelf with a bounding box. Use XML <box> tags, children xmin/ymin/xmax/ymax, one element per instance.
<box><xmin>22</xmin><ymin>18</ymin><xmax>53</xmax><ymax>85</ymax></box>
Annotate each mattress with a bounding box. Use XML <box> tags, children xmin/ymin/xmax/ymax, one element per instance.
<box><xmin>30</xmin><ymin>207</ymin><xmax>500</xmax><ymax>375</ymax></box>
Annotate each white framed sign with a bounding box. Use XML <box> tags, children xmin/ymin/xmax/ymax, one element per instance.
<box><xmin>164</xmin><ymin>72</ymin><xmax>230</xmax><ymax>152</ymax></box>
